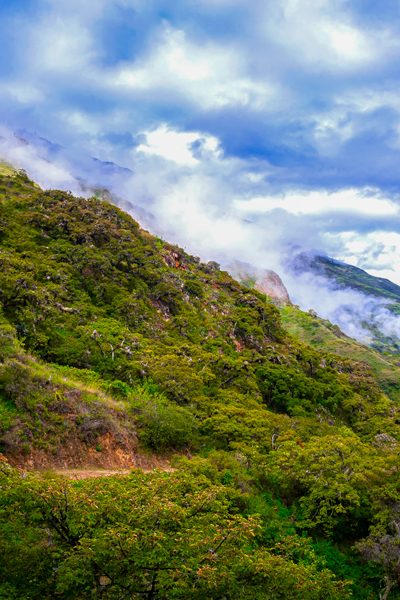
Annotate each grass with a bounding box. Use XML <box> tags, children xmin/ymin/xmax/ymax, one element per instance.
<box><xmin>280</xmin><ymin>304</ymin><xmax>400</xmax><ymax>403</ymax></box>
<box><xmin>0</xmin><ymin>162</ymin><xmax>17</xmax><ymax>177</ymax></box>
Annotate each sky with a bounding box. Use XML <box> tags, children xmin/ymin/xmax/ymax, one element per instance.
<box><xmin>1</xmin><ymin>0</ymin><xmax>400</xmax><ymax>332</ymax></box>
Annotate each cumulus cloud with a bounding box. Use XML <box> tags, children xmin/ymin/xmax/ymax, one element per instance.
<box><xmin>136</xmin><ymin>124</ymin><xmax>221</xmax><ymax>166</ymax></box>
<box><xmin>105</xmin><ymin>23</ymin><xmax>280</xmax><ymax>111</ymax></box>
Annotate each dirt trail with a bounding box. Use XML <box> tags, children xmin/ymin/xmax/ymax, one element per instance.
<box><xmin>3</xmin><ymin>439</ymin><xmax>180</xmax><ymax>479</ymax></box>
<box><xmin>34</xmin><ymin>454</ymin><xmax>176</xmax><ymax>479</ymax></box>
<box><xmin>48</xmin><ymin>464</ymin><xmax>176</xmax><ymax>479</ymax></box>
<box><xmin>52</xmin><ymin>468</ymin><xmax>132</xmax><ymax>479</ymax></box>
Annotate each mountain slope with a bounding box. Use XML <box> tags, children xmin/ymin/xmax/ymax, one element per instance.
<box><xmin>2</xmin><ymin>170</ymin><xmax>400</xmax><ymax>598</ymax></box>
<box><xmin>293</xmin><ymin>253</ymin><xmax>400</xmax><ymax>307</ymax></box>
<box><xmin>280</xmin><ymin>304</ymin><xmax>400</xmax><ymax>403</ymax></box>
<box><xmin>1</xmin><ymin>170</ymin><xmax>395</xmax><ymax>440</ymax></box>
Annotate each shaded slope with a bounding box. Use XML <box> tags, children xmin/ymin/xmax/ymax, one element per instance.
<box><xmin>292</xmin><ymin>253</ymin><xmax>400</xmax><ymax>307</ymax></box>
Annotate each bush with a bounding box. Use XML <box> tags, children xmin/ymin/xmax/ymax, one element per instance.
<box><xmin>136</xmin><ymin>394</ymin><xmax>198</xmax><ymax>451</ymax></box>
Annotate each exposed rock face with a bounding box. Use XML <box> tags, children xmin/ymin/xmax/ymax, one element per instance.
<box><xmin>229</xmin><ymin>260</ymin><xmax>291</xmax><ymax>305</ymax></box>
<box><xmin>255</xmin><ymin>270</ymin><xmax>291</xmax><ymax>304</ymax></box>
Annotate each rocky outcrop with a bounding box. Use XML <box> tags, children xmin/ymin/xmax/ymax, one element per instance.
<box><xmin>230</xmin><ymin>260</ymin><xmax>291</xmax><ymax>304</ymax></box>
<box><xmin>255</xmin><ymin>270</ymin><xmax>291</xmax><ymax>304</ymax></box>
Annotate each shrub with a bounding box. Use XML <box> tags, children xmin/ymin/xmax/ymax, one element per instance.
<box><xmin>136</xmin><ymin>394</ymin><xmax>198</xmax><ymax>451</ymax></box>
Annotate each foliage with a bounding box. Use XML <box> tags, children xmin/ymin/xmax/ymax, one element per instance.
<box><xmin>0</xmin><ymin>171</ymin><xmax>400</xmax><ymax>597</ymax></box>
<box><xmin>133</xmin><ymin>387</ymin><xmax>198</xmax><ymax>450</ymax></box>
<box><xmin>0</xmin><ymin>463</ymin><xmax>350</xmax><ymax>599</ymax></box>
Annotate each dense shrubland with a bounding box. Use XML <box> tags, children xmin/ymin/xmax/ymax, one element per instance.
<box><xmin>1</xmin><ymin>171</ymin><xmax>400</xmax><ymax>598</ymax></box>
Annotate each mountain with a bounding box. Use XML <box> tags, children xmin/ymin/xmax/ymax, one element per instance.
<box><xmin>289</xmin><ymin>252</ymin><xmax>400</xmax><ymax>353</ymax></box>
<box><xmin>292</xmin><ymin>253</ymin><xmax>400</xmax><ymax>308</ymax></box>
<box><xmin>14</xmin><ymin>129</ymin><xmax>133</xmax><ymax>178</ymax></box>
<box><xmin>9</xmin><ymin>129</ymin><xmax>400</xmax><ymax>356</ymax></box>
<box><xmin>2</xmin><ymin>169</ymin><xmax>400</xmax><ymax>598</ymax></box>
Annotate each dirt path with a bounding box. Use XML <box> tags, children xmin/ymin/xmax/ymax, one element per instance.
<box><xmin>52</xmin><ymin>468</ymin><xmax>133</xmax><ymax>479</ymax></box>
<box><xmin>52</xmin><ymin>464</ymin><xmax>175</xmax><ymax>479</ymax></box>
<box><xmin>4</xmin><ymin>447</ymin><xmax>179</xmax><ymax>479</ymax></box>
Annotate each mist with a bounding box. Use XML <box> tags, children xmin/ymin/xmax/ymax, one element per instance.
<box><xmin>1</xmin><ymin>125</ymin><xmax>400</xmax><ymax>348</ymax></box>
<box><xmin>283</xmin><ymin>269</ymin><xmax>400</xmax><ymax>344</ymax></box>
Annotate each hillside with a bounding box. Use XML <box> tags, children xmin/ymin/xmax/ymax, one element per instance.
<box><xmin>291</xmin><ymin>253</ymin><xmax>400</xmax><ymax>305</ymax></box>
<box><xmin>280</xmin><ymin>304</ymin><xmax>400</xmax><ymax>403</ymax></box>
<box><xmin>1</xmin><ymin>170</ymin><xmax>400</xmax><ymax>598</ymax></box>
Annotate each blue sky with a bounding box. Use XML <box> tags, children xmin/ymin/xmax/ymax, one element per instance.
<box><xmin>1</xmin><ymin>0</ymin><xmax>400</xmax><ymax>291</ymax></box>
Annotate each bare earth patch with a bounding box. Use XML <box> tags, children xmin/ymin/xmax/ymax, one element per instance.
<box><xmin>52</xmin><ymin>468</ymin><xmax>132</xmax><ymax>479</ymax></box>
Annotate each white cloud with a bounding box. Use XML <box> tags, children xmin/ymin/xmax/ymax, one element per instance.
<box><xmin>234</xmin><ymin>189</ymin><xmax>399</xmax><ymax>217</ymax></box>
<box><xmin>262</xmin><ymin>0</ymin><xmax>396</xmax><ymax>72</ymax></box>
<box><xmin>136</xmin><ymin>124</ymin><xmax>220</xmax><ymax>166</ymax></box>
<box><xmin>108</xmin><ymin>25</ymin><xmax>279</xmax><ymax>109</ymax></box>
<box><xmin>336</xmin><ymin>231</ymin><xmax>400</xmax><ymax>285</ymax></box>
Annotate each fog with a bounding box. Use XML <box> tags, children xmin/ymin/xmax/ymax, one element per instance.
<box><xmin>1</xmin><ymin>126</ymin><xmax>400</xmax><ymax>347</ymax></box>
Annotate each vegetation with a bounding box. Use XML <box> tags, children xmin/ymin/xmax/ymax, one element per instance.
<box><xmin>0</xmin><ymin>170</ymin><xmax>400</xmax><ymax>598</ymax></box>
<box><xmin>280</xmin><ymin>304</ymin><xmax>400</xmax><ymax>403</ymax></box>
<box><xmin>291</xmin><ymin>253</ymin><xmax>400</xmax><ymax>353</ymax></box>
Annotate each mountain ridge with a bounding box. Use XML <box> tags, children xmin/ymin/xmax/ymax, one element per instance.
<box><xmin>292</xmin><ymin>252</ymin><xmax>400</xmax><ymax>306</ymax></box>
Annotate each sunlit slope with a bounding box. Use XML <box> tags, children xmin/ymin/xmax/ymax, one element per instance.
<box><xmin>0</xmin><ymin>161</ymin><xmax>17</xmax><ymax>177</ymax></box>
<box><xmin>1</xmin><ymin>169</ymin><xmax>399</xmax><ymax>465</ymax></box>
<box><xmin>281</xmin><ymin>304</ymin><xmax>400</xmax><ymax>403</ymax></box>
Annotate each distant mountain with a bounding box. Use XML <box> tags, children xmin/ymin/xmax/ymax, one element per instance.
<box><xmin>292</xmin><ymin>253</ymin><xmax>400</xmax><ymax>309</ymax></box>
<box><xmin>15</xmin><ymin>129</ymin><xmax>133</xmax><ymax>178</ymax></box>
<box><xmin>289</xmin><ymin>252</ymin><xmax>400</xmax><ymax>353</ymax></box>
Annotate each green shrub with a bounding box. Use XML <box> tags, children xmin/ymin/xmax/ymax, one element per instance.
<box><xmin>136</xmin><ymin>394</ymin><xmax>198</xmax><ymax>451</ymax></box>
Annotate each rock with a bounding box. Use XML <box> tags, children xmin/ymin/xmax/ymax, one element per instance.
<box><xmin>229</xmin><ymin>260</ymin><xmax>291</xmax><ymax>304</ymax></box>
<box><xmin>255</xmin><ymin>270</ymin><xmax>291</xmax><ymax>304</ymax></box>
<box><xmin>373</xmin><ymin>433</ymin><xmax>397</xmax><ymax>448</ymax></box>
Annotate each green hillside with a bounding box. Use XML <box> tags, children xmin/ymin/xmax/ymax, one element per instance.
<box><xmin>280</xmin><ymin>304</ymin><xmax>400</xmax><ymax>404</ymax></box>
<box><xmin>1</xmin><ymin>171</ymin><xmax>400</xmax><ymax>599</ymax></box>
<box><xmin>294</xmin><ymin>254</ymin><xmax>400</xmax><ymax>305</ymax></box>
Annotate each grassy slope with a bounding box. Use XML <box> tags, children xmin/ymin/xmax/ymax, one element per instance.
<box><xmin>280</xmin><ymin>304</ymin><xmax>400</xmax><ymax>403</ymax></box>
<box><xmin>0</xmin><ymin>314</ymin><xmax>138</xmax><ymax>467</ymax></box>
